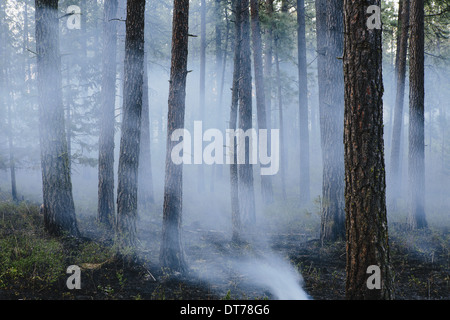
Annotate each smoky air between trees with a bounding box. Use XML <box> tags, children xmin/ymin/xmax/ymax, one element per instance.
<box><xmin>0</xmin><ymin>0</ymin><xmax>449</xmax><ymax>301</ymax></box>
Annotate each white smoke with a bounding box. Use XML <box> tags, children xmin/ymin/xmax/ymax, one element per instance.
<box><xmin>232</xmin><ymin>253</ymin><xmax>310</xmax><ymax>300</ymax></box>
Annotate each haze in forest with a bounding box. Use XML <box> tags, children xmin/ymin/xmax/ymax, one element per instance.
<box><xmin>0</xmin><ymin>0</ymin><xmax>449</xmax><ymax>300</ymax></box>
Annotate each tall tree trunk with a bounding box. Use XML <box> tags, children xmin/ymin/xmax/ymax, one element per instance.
<box><xmin>215</xmin><ymin>0</ymin><xmax>223</xmax><ymax>101</ymax></box>
<box><xmin>250</xmin><ymin>0</ymin><xmax>273</xmax><ymax>204</ymax></box>
<box><xmin>276</xmin><ymin>0</ymin><xmax>289</xmax><ymax>200</ymax></box>
<box><xmin>218</xmin><ymin>5</ymin><xmax>230</xmax><ymax>110</ymax></box>
<box><xmin>230</xmin><ymin>0</ymin><xmax>241</xmax><ymax>243</ymax></box>
<box><xmin>263</xmin><ymin>0</ymin><xmax>273</xmax><ymax>132</ymax></box>
<box><xmin>389</xmin><ymin>0</ymin><xmax>410</xmax><ymax>209</ymax></box>
<box><xmin>316</xmin><ymin>0</ymin><xmax>345</xmax><ymax>243</ymax></box>
<box><xmin>343</xmin><ymin>0</ymin><xmax>392</xmax><ymax>299</ymax></box>
<box><xmin>198</xmin><ymin>0</ymin><xmax>206</xmax><ymax>193</ymax></box>
<box><xmin>24</xmin><ymin>2</ymin><xmax>32</xmax><ymax>92</ymax></box>
<box><xmin>210</xmin><ymin>0</ymin><xmax>223</xmax><ymax>192</ymax></box>
<box><xmin>238</xmin><ymin>0</ymin><xmax>256</xmax><ymax>233</ymax></box>
<box><xmin>297</xmin><ymin>0</ymin><xmax>310</xmax><ymax>204</ymax></box>
<box><xmin>7</xmin><ymin>88</ymin><xmax>17</xmax><ymax>203</ymax></box>
<box><xmin>116</xmin><ymin>0</ymin><xmax>146</xmax><ymax>250</ymax></box>
<box><xmin>138</xmin><ymin>51</ymin><xmax>155</xmax><ymax>209</ymax></box>
<box><xmin>274</xmin><ymin>42</ymin><xmax>286</xmax><ymax>201</ymax></box>
<box><xmin>35</xmin><ymin>0</ymin><xmax>79</xmax><ymax>237</ymax></box>
<box><xmin>408</xmin><ymin>0</ymin><xmax>427</xmax><ymax>230</ymax></box>
<box><xmin>98</xmin><ymin>0</ymin><xmax>118</xmax><ymax>228</ymax></box>
<box><xmin>160</xmin><ymin>0</ymin><xmax>190</xmax><ymax>273</ymax></box>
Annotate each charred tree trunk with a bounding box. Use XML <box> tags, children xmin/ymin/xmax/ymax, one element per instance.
<box><xmin>238</xmin><ymin>0</ymin><xmax>256</xmax><ymax>232</ymax></box>
<box><xmin>160</xmin><ymin>0</ymin><xmax>190</xmax><ymax>273</ymax></box>
<box><xmin>316</xmin><ymin>0</ymin><xmax>345</xmax><ymax>243</ymax></box>
<box><xmin>250</xmin><ymin>0</ymin><xmax>273</xmax><ymax>204</ymax></box>
<box><xmin>343</xmin><ymin>0</ymin><xmax>392</xmax><ymax>299</ymax></box>
<box><xmin>116</xmin><ymin>0</ymin><xmax>146</xmax><ymax>249</ymax></box>
<box><xmin>297</xmin><ymin>0</ymin><xmax>310</xmax><ymax>204</ymax></box>
<box><xmin>35</xmin><ymin>0</ymin><xmax>79</xmax><ymax>237</ymax></box>
<box><xmin>389</xmin><ymin>0</ymin><xmax>410</xmax><ymax>209</ymax></box>
<box><xmin>230</xmin><ymin>0</ymin><xmax>241</xmax><ymax>243</ymax></box>
<box><xmin>408</xmin><ymin>0</ymin><xmax>427</xmax><ymax>230</ymax></box>
<box><xmin>98</xmin><ymin>0</ymin><xmax>118</xmax><ymax>228</ymax></box>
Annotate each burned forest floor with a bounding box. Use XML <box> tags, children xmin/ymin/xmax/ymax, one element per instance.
<box><xmin>0</xmin><ymin>200</ymin><xmax>448</xmax><ymax>300</ymax></box>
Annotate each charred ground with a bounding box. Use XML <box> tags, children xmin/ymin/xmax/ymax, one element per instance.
<box><xmin>0</xmin><ymin>201</ymin><xmax>448</xmax><ymax>300</ymax></box>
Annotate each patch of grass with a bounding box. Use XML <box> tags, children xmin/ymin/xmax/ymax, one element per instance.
<box><xmin>0</xmin><ymin>202</ymin><xmax>117</xmax><ymax>298</ymax></box>
<box><xmin>0</xmin><ymin>202</ymin><xmax>66</xmax><ymax>291</ymax></box>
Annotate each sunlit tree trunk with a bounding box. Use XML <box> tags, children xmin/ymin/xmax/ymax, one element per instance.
<box><xmin>35</xmin><ymin>0</ymin><xmax>79</xmax><ymax>237</ymax></box>
<box><xmin>343</xmin><ymin>0</ymin><xmax>392</xmax><ymax>300</ymax></box>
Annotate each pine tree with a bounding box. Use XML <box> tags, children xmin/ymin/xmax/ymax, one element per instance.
<box><xmin>116</xmin><ymin>0</ymin><xmax>146</xmax><ymax>250</ymax></box>
<box><xmin>230</xmin><ymin>0</ymin><xmax>241</xmax><ymax>243</ymax></box>
<box><xmin>238</xmin><ymin>0</ymin><xmax>256</xmax><ymax>232</ymax></box>
<box><xmin>98</xmin><ymin>0</ymin><xmax>118</xmax><ymax>228</ymax></box>
<box><xmin>316</xmin><ymin>0</ymin><xmax>345</xmax><ymax>243</ymax></box>
<box><xmin>389</xmin><ymin>0</ymin><xmax>410</xmax><ymax>209</ymax></box>
<box><xmin>250</xmin><ymin>0</ymin><xmax>273</xmax><ymax>204</ymax></box>
<box><xmin>408</xmin><ymin>0</ymin><xmax>427</xmax><ymax>229</ymax></box>
<box><xmin>35</xmin><ymin>0</ymin><xmax>79</xmax><ymax>237</ymax></box>
<box><xmin>343</xmin><ymin>0</ymin><xmax>392</xmax><ymax>299</ymax></box>
<box><xmin>297</xmin><ymin>0</ymin><xmax>310</xmax><ymax>205</ymax></box>
<box><xmin>160</xmin><ymin>0</ymin><xmax>190</xmax><ymax>272</ymax></box>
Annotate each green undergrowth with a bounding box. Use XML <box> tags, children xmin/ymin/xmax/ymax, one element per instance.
<box><xmin>0</xmin><ymin>201</ymin><xmax>115</xmax><ymax>297</ymax></box>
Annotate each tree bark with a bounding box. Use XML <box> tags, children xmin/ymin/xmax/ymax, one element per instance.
<box><xmin>263</xmin><ymin>0</ymin><xmax>273</xmax><ymax>132</ymax></box>
<box><xmin>7</xmin><ymin>86</ymin><xmax>17</xmax><ymax>203</ymax></box>
<box><xmin>35</xmin><ymin>0</ymin><xmax>79</xmax><ymax>237</ymax></box>
<box><xmin>297</xmin><ymin>0</ymin><xmax>310</xmax><ymax>204</ymax></box>
<box><xmin>198</xmin><ymin>0</ymin><xmax>206</xmax><ymax>193</ymax></box>
<box><xmin>238</xmin><ymin>0</ymin><xmax>256</xmax><ymax>232</ymax></box>
<box><xmin>98</xmin><ymin>0</ymin><xmax>118</xmax><ymax>228</ymax></box>
<box><xmin>274</xmin><ymin>41</ymin><xmax>286</xmax><ymax>201</ymax></box>
<box><xmin>389</xmin><ymin>0</ymin><xmax>410</xmax><ymax>209</ymax></box>
<box><xmin>316</xmin><ymin>0</ymin><xmax>345</xmax><ymax>243</ymax></box>
<box><xmin>408</xmin><ymin>0</ymin><xmax>427</xmax><ymax>230</ymax></box>
<box><xmin>218</xmin><ymin>5</ymin><xmax>230</xmax><ymax>109</ymax></box>
<box><xmin>138</xmin><ymin>51</ymin><xmax>155</xmax><ymax>210</ymax></box>
<box><xmin>230</xmin><ymin>0</ymin><xmax>241</xmax><ymax>243</ymax></box>
<box><xmin>116</xmin><ymin>0</ymin><xmax>146</xmax><ymax>249</ymax></box>
<box><xmin>159</xmin><ymin>0</ymin><xmax>190</xmax><ymax>273</ymax></box>
<box><xmin>343</xmin><ymin>0</ymin><xmax>392</xmax><ymax>300</ymax></box>
<box><xmin>250</xmin><ymin>0</ymin><xmax>273</xmax><ymax>204</ymax></box>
